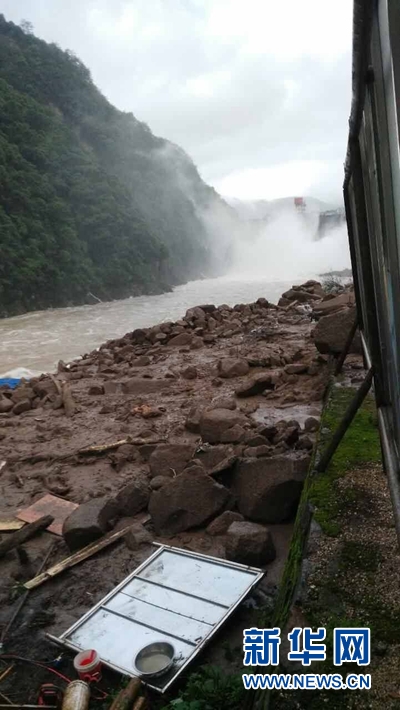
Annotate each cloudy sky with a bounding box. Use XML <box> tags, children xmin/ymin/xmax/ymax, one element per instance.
<box><xmin>2</xmin><ymin>0</ymin><xmax>353</xmax><ymax>204</ymax></box>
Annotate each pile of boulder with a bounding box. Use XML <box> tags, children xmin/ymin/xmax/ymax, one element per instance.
<box><xmin>1</xmin><ymin>278</ymin><xmax>360</xmax><ymax>573</ymax></box>
<box><xmin>60</xmin><ymin>419</ymin><xmax>313</xmax><ymax>567</ymax></box>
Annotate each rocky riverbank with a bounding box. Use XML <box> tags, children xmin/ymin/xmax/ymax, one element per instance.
<box><xmin>0</xmin><ymin>280</ymin><xmax>360</xmax><ymax>703</ymax></box>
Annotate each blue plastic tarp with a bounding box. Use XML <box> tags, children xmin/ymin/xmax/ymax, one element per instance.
<box><xmin>0</xmin><ymin>378</ymin><xmax>21</xmax><ymax>389</ymax></box>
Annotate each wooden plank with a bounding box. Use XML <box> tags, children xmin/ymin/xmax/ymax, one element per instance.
<box><xmin>17</xmin><ymin>494</ymin><xmax>78</xmax><ymax>536</ymax></box>
<box><xmin>24</xmin><ymin>525</ymin><xmax>133</xmax><ymax>590</ymax></box>
<box><xmin>0</xmin><ymin>515</ymin><xmax>54</xmax><ymax>559</ymax></box>
<box><xmin>0</xmin><ymin>520</ymin><xmax>25</xmax><ymax>532</ymax></box>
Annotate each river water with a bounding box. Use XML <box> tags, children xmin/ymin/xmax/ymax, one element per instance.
<box><xmin>0</xmin><ymin>274</ymin><xmax>313</xmax><ymax>377</ymax></box>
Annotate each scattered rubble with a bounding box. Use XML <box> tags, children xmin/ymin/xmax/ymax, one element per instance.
<box><xmin>0</xmin><ymin>279</ymin><xmax>361</xmax><ymax>680</ymax></box>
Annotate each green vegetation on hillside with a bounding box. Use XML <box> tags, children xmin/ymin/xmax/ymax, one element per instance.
<box><xmin>0</xmin><ymin>16</ymin><xmax>236</xmax><ymax>316</ymax></box>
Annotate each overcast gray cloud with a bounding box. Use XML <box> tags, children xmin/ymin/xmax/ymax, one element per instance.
<box><xmin>1</xmin><ymin>0</ymin><xmax>353</xmax><ymax>204</ymax></box>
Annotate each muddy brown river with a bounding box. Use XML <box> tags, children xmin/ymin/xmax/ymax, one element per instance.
<box><xmin>0</xmin><ymin>275</ymin><xmax>318</xmax><ymax>377</ymax></box>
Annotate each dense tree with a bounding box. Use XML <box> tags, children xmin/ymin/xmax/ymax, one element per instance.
<box><xmin>0</xmin><ymin>15</ymin><xmax>237</xmax><ymax>316</ymax></box>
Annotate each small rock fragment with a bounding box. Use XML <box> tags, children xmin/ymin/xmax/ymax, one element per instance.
<box><xmin>124</xmin><ymin>524</ymin><xmax>153</xmax><ymax>550</ymax></box>
<box><xmin>235</xmin><ymin>373</ymin><xmax>276</xmax><ymax>397</ymax></box>
<box><xmin>88</xmin><ymin>384</ymin><xmax>105</xmax><ymax>395</ymax></box>
<box><xmin>13</xmin><ymin>399</ymin><xmax>32</xmax><ymax>415</ymax></box>
<box><xmin>206</xmin><ymin>510</ymin><xmax>244</xmax><ymax>536</ymax></box>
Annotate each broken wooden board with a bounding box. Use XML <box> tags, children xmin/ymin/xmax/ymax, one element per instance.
<box><xmin>0</xmin><ymin>519</ymin><xmax>25</xmax><ymax>533</ymax></box>
<box><xmin>17</xmin><ymin>494</ymin><xmax>78</xmax><ymax>536</ymax></box>
<box><xmin>0</xmin><ymin>515</ymin><xmax>54</xmax><ymax>559</ymax></box>
<box><xmin>24</xmin><ymin>524</ymin><xmax>133</xmax><ymax>590</ymax></box>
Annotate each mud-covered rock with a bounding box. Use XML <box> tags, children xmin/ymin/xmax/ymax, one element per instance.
<box><xmin>297</xmin><ymin>435</ymin><xmax>314</xmax><ymax>450</ymax></box>
<box><xmin>168</xmin><ymin>333</ymin><xmax>193</xmax><ymax>347</ymax></box>
<box><xmin>88</xmin><ymin>384</ymin><xmax>105</xmax><ymax>395</ymax></box>
<box><xmin>196</xmin><ymin>445</ymin><xmax>237</xmax><ymax>476</ymax></box>
<box><xmin>110</xmin><ymin>444</ymin><xmax>137</xmax><ymax>472</ymax></box>
<box><xmin>243</xmin><ymin>445</ymin><xmax>271</xmax><ymax>458</ymax></box>
<box><xmin>217</xmin><ymin>358</ymin><xmax>250</xmax><ymax>379</ymax></box>
<box><xmin>284</xmin><ymin>363</ymin><xmax>308</xmax><ymax>375</ymax></box>
<box><xmin>13</xmin><ymin>399</ymin><xmax>32</xmax><ymax>415</ymax></box>
<box><xmin>235</xmin><ymin>372</ymin><xmax>277</xmax><ymax>397</ymax></box>
<box><xmin>185</xmin><ymin>406</ymin><xmax>203</xmax><ymax>433</ymax></box>
<box><xmin>191</xmin><ymin>336</ymin><xmax>204</xmax><ymax>350</ymax></box>
<box><xmin>211</xmin><ymin>396</ymin><xmax>237</xmax><ymax>410</ymax></box>
<box><xmin>135</xmin><ymin>355</ymin><xmax>151</xmax><ymax>366</ymax></box>
<box><xmin>121</xmin><ymin>378</ymin><xmax>173</xmax><ymax>394</ymax></box>
<box><xmin>200</xmin><ymin>408</ymin><xmax>248</xmax><ymax>443</ymax></box>
<box><xmin>185</xmin><ymin>306</ymin><xmax>206</xmax><ymax>321</ymax></box>
<box><xmin>11</xmin><ymin>386</ymin><xmax>35</xmax><ymax>403</ymax></box>
<box><xmin>150</xmin><ymin>475</ymin><xmax>173</xmax><ymax>490</ymax></box>
<box><xmin>220</xmin><ymin>425</ymin><xmax>246</xmax><ymax>443</ymax></box>
<box><xmin>181</xmin><ymin>366</ymin><xmax>198</xmax><ymax>380</ymax></box>
<box><xmin>313</xmin><ymin>306</ymin><xmax>361</xmax><ymax>354</ymax></box>
<box><xmin>233</xmin><ymin>454</ymin><xmax>310</xmax><ymax>523</ymax></box>
<box><xmin>225</xmin><ymin>521</ymin><xmax>276</xmax><ymax>566</ymax></box>
<box><xmin>124</xmin><ymin>524</ymin><xmax>152</xmax><ymax>551</ymax></box>
<box><xmin>114</xmin><ymin>478</ymin><xmax>150</xmax><ymax>516</ymax></box>
<box><xmin>149</xmin><ymin>443</ymin><xmax>195</xmax><ymax>478</ymax></box>
<box><xmin>0</xmin><ymin>397</ymin><xmax>13</xmax><ymax>413</ymax></box>
<box><xmin>304</xmin><ymin>416</ymin><xmax>320</xmax><ymax>432</ymax></box>
<box><xmin>312</xmin><ymin>291</ymin><xmax>355</xmax><ymax>319</ymax></box>
<box><xmin>206</xmin><ymin>510</ymin><xmax>244</xmax><ymax>536</ymax></box>
<box><xmin>243</xmin><ymin>433</ymin><xmax>269</xmax><ymax>447</ymax></box>
<box><xmin>63</xmin><ymin>497</ymin><xmax>119</xmax><ymax>551</ymax></box>
<box><xmin>149</xmin><ymin>470</ymin><xmax>231</xmax><ymax>535</ymax></box>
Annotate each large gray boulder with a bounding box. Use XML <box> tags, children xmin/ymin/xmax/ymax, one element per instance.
<box><xmin>225</xmin><ymin>521</ymin><xmax>276</xmax><ymax>566</ymax></box>
<box><xmin>313</xmin><ymin>306</ymin><xmax>361</xmax><ymax>354</ymax></box>
<box><xmin>149</xmin><ymin>444</ymin><xmax>195</xmax><ymax>478</ymax></box>
<box><xmin>63</xmin><ymin>497</ymin><xmax>119</xmax><ymax>551</ymax></box>
<box><xmin>149</xmin><ymin>470</ymin><xmax>231</xmax><ymax>536</ymax></box>
<box><xmin>233</xmin><ymin>454</ymin><xmax>310</xmax><ymax>523</ymax></box>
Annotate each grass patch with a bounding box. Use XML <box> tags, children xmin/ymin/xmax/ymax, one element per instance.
<box><xmin>270</xmin><ymin>383</ymin><xmax>391</xmax><ymax>709</ymax></box>
<box><xmin>338</xmin><ymin>540</ymin><xmax>382</xmax><ymax>573</ymax></box>
<box><xmin>309</xmin><ymin>387</ymin><xmax>380</xmax><ymax>536</ymax></box>
<box><xmin>161</xmin><ymin>665</ymin><xmax>245</xmax><ymax>710</ymax></box>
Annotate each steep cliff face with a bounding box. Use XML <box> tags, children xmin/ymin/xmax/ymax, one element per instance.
<box><xmin>0</xmin><ymin>16</ymin><xmax>238</xmax><ymax>316</ymax></box>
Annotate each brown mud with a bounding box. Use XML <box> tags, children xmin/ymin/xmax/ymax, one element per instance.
<box><xmin>0</xmin><ymin>281</ymin><xmax>358</xmax><ymax>707</ymax></box>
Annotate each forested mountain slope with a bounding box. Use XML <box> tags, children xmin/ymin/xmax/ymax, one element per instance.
<box><xmin>0</xmin><ymin>16</ymin><xmax>236</xmax><ymax>316</ymax></box>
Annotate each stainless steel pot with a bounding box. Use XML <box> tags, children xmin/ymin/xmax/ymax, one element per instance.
<box><xmin>133</xmin><ymin>640</ymin><xmax>176</xmax><ymax>679</ymax></box>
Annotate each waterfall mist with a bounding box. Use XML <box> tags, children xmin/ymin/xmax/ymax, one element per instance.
<box><xmin>228</xmin><ymin>208</ymin><xmax>350</xmax><ymax>280</ymax></box>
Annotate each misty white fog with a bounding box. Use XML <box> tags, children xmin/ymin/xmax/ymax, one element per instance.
<box><xmin>229</xmin><ymin>209</ymin><xmax>350</xmax><ymax>280</ymax></box>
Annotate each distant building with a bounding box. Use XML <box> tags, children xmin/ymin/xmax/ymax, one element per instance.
<box><xmin>294</xmin><ymin>197</ymin><xmax>306</xmax><ymax>211</ymax></box>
